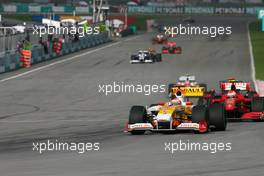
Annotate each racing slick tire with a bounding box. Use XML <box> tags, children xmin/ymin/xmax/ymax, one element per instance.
<box><xmin>192</xmin><ymin>105</ymin><xmax>208</xmax><ymax>133</ymax></box>
<box><xmin>129</xmin><ymin>106</ymin><xmax>147</xmax><ymax>135</ymax></box>
<box><xmin>208</xmin><ymin>104</ymin><xmax>226</xmax><ymax>131</ymax></box>
<box><xmin>251</xmin><ymin>97</ymin><xmax>264</xmax><ymax>112</ymax></box>
<box><xmin>155</xmin><ymin>54</ymin><xmax>162</xmax><ymax>62</ymax></box>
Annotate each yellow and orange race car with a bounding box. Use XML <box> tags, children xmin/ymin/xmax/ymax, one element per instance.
<box><xmin>125</xmin><ymin>87</ymin><xmax>227</xmax><ymax>135</ymax></box>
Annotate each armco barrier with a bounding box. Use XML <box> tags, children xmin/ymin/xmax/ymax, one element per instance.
<box><xmin>0</xmin><ymin>32</ymin><xmax>111</xmax><ymax>74</ymax></box>
<box><xmin>0</xmin><ymin>57</ymin><xmax>5</xmax><ymax>73</ymax></box>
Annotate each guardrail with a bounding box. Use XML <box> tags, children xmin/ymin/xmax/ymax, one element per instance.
<box><xmin>0</xmin><ymin>31</ymin><xmax>111</xmax><ymax>74</ymax></box>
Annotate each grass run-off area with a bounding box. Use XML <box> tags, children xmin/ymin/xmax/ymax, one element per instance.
<box><xmin>249</xmin><ymin>20</ymin><xmax>264</xmax><ymax>80</ymax></box>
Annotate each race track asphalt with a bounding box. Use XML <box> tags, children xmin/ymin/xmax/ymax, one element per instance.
<box><xmin>0</xmin><ymin>16</ymin><xmax>263</xmax><ymax>176</ymax></box>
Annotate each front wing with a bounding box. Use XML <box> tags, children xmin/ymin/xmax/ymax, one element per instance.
<box><xmin>162</xmin><ymin>48</ymin><xmax>181</xmax><ymax>54</ymax></box>
<box><xmin>125</xmin><ymin>122</ymin><xmax>207</xmax><ymax>133</ymax></box>
<box><xmin>130</xmin><ymin>59</ymin><xmax>153</xmax><ymax>64</ymax></box>
<box><xmin>241</xmin><ymin>112</ymin><xmax>264</xmax><ymax>120</ymax></box>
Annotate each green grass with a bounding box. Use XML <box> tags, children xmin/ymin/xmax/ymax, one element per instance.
<box><xmin>2</xmin><ymin>14</ymin><xmax>33</xmax><ymax>22</ymax></box>
<box><xmin>249</xmin><ymin>21</ymin><xmax>264</xmax><ymax>80</ymax></box>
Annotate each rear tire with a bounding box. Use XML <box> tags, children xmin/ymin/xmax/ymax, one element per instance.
<box><xmin>197</xmin><ymin>97</ymin><xmax>206</xmax><ymax>105</ymax></box>
<box><xmin>251</xmin><ymin>97</ymin><xmax>264</xmax><ymax>112</ymax></box>
<box><xmin>129</xmin><ymin>106</ymin><xmax>147</xmax><ymax>135</ymax></box>
<box><xmin>208</xmin><ymin>104</ymin><xmax>226</xmax><ymax>131</ymax></box>
<box><xmin>247</xmin><ymin>91</ymin><xmax>256</xmax><ymax>99</ymax></box>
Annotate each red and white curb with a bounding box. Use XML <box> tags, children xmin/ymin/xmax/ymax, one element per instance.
<box><xmin>256</xmin><ymin>80</ymin><xmax>264</xmax><ymax>96</ymax></box>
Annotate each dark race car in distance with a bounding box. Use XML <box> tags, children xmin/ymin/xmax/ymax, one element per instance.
<box><xmin>130</xmin><ymin>49</ymin><xmax>162</xmax><ymax>64</ymax></box>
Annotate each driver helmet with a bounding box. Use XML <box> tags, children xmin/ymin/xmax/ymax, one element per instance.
<box><xmin>231</xmin><ymin>84</ymin><xmax>236</xmax><ymax>91</ymax></box>
<box><xmin>185</xmin><ymin>78</ymin><xmax>190</xmax><ymax>86</ymax></box>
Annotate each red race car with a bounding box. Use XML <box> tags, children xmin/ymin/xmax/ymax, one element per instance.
<box><xmin>162</xmin><ymin>41</ymin><xmax>182</xmax><ymax>54</ymax></box>
<box><xmin>152</xmin><ymin>34</ymin><xmax>168</xmax><ymax>44</ymax></box>
<box><xmin>203</xmin><ymin>78</ymin><xmax>264</xmax><ymax>121</ymax></box>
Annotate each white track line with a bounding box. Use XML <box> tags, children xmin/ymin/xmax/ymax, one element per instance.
<box><xmin>247</xmin><ymin>22</ymin><xmax>258</xmax><ymax>92</ymax></box>
<box><xmin>0</xmin><ymin>41</ymin><xmax>121</xmax><ymax>83</ymax></box>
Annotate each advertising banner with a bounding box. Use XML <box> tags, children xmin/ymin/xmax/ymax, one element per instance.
<box><xmin>155</xmin><ymin>7</ymin><xmax>184</xmax><ymax>14</ymax></box>
<box><xmin>185</xmin><ymin>7</ymin><xmax>214</xmax><ymax>14</ymax></box>
<box><xmin>128</xmin><ymin>6</ymin><xmax>155</xmax><ymax>13</ymax></box>
<box><xmin>215</xmin><ymin>7</ymin><xmax>245</xmax><ymax>14</ymax></box>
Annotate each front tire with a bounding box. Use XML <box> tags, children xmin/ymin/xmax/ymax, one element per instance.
<box><xmin>208</xmin><ymin>104</ymin><xmax>226</xmax><ymax>131</ymax></box>
<box><xmin>192</xmin><ymin>105</ymin><xmax>208</xmax><ymax>133</ymax></box>
<box><xmin>129</xmin><ymin>106</ymin><xmax>147</xmax><ymax>135</ymax></box>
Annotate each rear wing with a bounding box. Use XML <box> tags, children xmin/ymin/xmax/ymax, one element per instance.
<box><xmin>220</xmin><ymin>82</ymin><xmax>250</xmax><ymax>91</ymax></box>
<box><xmin>171</xmin><ymin>87</ymin><xmax>205</xmax><ymax>97</ymax></box>
<box><xmin>178</xmin><ymin>75</ymin><xmax>196</xmax><ymax>82</ymax></box>
<box><xmin>167</xmin><ymin>41</ymin><xmax>176</xmax><ymax>46</ymax></box>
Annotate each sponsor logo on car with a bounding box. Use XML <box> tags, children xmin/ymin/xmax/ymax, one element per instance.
<box><xmin>172</xmin><ymin>87</ymin><xmax>205</xmax><ymax>97</ymax></box>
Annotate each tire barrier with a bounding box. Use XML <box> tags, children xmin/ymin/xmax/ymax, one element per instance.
<box><xmin>0</xmin><ymin>32</ymin><xmax>111</xmax><ymax>74</ymax></box>
<box><xmin>21</xmin><ymin>50</ymin><xmax>32</xmax><ymax>68</ymax></box>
